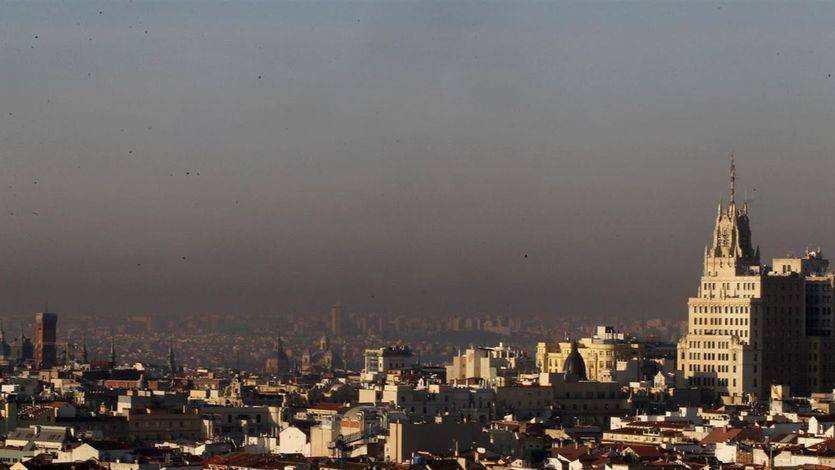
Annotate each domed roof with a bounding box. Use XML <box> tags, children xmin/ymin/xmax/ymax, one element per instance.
<box><xmin>563</xmin><ymin>341</ymin><xmax>587</xmax><ymax>382</ymax></box>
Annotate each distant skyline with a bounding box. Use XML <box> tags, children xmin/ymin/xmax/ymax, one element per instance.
<box><xmin>1</xmin><ymin>1</ymin><xmax>835</xmax><ymax>318</ymax></box>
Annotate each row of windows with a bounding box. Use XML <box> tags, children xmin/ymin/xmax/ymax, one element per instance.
<box><xmin>703</xmin><ymin>282</ymin><xmax>758</xmax><ymax>291</ymax></box>
<box><xmin>681</xmin><ymin>350</ymin><xmax>757</xmax><ymax>361</ymax></box>
<box><xmin>688</xmin><ymin>352</ymin><xmax>730</xmax><ymax>361</ymax></box>
<box><xmin>687</xmin><ymin>363</ymin><xmax>735</xmax><ymax>373</ymax></box>
<box><xmin>556</xmin><ymin>402</ymin><xmax>621</xmax><ymax>411</ymax></box>
<box><xmin>765</xmin><ymin>305</ymin><xmax>800</xmax><ymax>315</ymax></box>
<box><xmin>806</xmin><ymin>282</ymin><xmax>832</xmax><ymax>292</ymax></box>
<box><xmin>688</xmin><ymin>376</ymin><xmax>743</xmax><ymax>388</ymax></box>
<box><xmin>690</xmin><ymin>328</ymin><xmax>750</xmax><ymax>338</ymax></box>
<box><xmin>687</xmin><ymin>340</ymin><xmax>731</xmax><ymax>349</ymax></box>
<box><xmin>693</xmin><ymin>316</ymin><xmax>750</xmax><ymax>326</ymax></box>
<box><xmin>693</xmin><ymin>305</ymin><xmax>752</xmax><ymax>314</ymax></box>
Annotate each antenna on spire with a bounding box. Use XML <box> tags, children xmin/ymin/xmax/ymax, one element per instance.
<box><xmin>729</xmin><ymin>152</ymin><xmax>736</xmax><ymax>203</ymax></box>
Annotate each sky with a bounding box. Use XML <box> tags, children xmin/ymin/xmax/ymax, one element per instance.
<box><xmin>1</xmin><ymin>1</ymin><xmax>835</xmax><ymax>320</ymax></box>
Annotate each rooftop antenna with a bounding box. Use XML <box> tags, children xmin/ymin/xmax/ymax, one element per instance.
<box><xmin>729</xmin><ymin>152</ymin><xmax>736</xmax><ymax>204</ymax></box>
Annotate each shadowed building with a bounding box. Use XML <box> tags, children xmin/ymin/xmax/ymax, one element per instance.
<box><xmin>34</xmin><ymin>312</ymin><xmax>57</xmax><ymax>370</ymax></box>
<box><xmin>265</xmin><ymin>338</ymin><xmax>290</xmax><ymax>376</ymax></box>
<box><xmin>330</xmin><ymin>304</ymin><xmax>343</xmax><ymax>337</ymax></box>
<box><xmin>773</xmin><ymin>251</ymin><xmax>835</xmax><ymax>393</ymax></box>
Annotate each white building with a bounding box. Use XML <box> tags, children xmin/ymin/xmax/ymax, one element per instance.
<box><xmin>446</xmin><ymin>343</ymin><xmax>531</xmax><ymax>387</ymax></box>
<box><xmin>277</xmin><ymin>426</ymin><xmax>310</xmax><ymax>456</ymax></box>
<box><xmin>362</xmin><ymin>346</ymin><xmax>417</xmax><ymax>383</ymax></box>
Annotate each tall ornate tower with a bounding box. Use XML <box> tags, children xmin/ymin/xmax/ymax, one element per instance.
<box><xmin>702</xmin><ymin>155</ymin><xmax>760</xmax><ymax>277</ymax></box>
<box><xmin>677</xmin><ymin>155</ymin><xmax>807</xmax><ymax>402</ymax></box>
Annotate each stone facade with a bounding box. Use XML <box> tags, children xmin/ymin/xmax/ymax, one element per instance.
<box><xmin>677</xmin><ymin>158</ymin><xmax>835</xmax><ymax>401</ymax></box>
<box><xmin>536</xmin><ymin>326</ymin><xmax>639</xmax><ymax>382</ymax></box>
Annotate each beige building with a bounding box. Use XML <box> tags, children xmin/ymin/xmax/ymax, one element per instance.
<box><xmin>445</xmin><ymin>342</ymin><xmax>531</xmax><ymax>387</ymax></box>
<box><xmin>124</xmin><ymin>409</ymin><xmax>202</xmax><ymax>442</ymax></box>
<box><xmin>677</xmin><ymin>158</ymin><xmax>832</xmax><ymax>401</ymax></box>
<box><xmin>536</xmin><ymin>326</ymin><xmax>640</xmax><ymax>382</ymax></box>
<box><xmin>386</xmin><ymin>418</ymin><xmax>484</xmax><ymax>463</ymax></box>
<box><xmin>362</xmin><ymin>346</ymin><xmax>416</xmax><ymax>383</ymax></box>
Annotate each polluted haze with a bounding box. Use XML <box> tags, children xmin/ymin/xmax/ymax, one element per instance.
<box><xmin>1</xmin><ymin>1</ymin><xmax>835</xmax><ymax>319</ymax></box>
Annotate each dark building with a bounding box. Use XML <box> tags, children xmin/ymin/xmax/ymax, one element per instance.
<box><xmin>11</xmin><ymin>326</ymin><xmax>34</xmax><ymax>365</ymax></box>
<box><xmin>34</xmin><ymin>312</ymin><xmax>58</xmax><ymax>370</ymax></box>
<box><xmin>330</xmin><ymin>303</ymin><xmax>343</xmax><ymax>337</ymax></box>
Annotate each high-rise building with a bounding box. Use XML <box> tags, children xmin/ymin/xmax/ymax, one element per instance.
<box><xmin>677</xmin><ymin>157</ymin><xmax>809</xmax><ymax>402</ymax></box>
<box><xmin>772</xmin><ymin>250</ymin><xmax>835</xmax><ymax>393</ymax></box>
<box><xmin>168</xmin><ymin>341</ymin><xmax>177</xmax><ymax>380</ymax></box>
<box><xmin>34</xmin><ymin>312</ymin><xmax>57</xmax><ymax>370</ymax></box>
<box><xmin>330</xmin><ymin>303</ymin><xmax>343</xmax><ymax>337</ymax></box>
<box><xmin>0</xmin><ymin>322</ymin><xmax>10</xmax><ymax>365</ymax></box>
<box><xmin>11</xmin><ymin>325</ymin><xmax>34</xmax><ymax>365</ymax></box>
<box><xmin>110</xmin><ymin>333</ymin><xmax>117</xmax><ymax>368</ymax></box>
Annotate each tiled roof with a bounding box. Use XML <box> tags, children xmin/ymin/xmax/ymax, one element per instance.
<box><xmin>700</xmin><ymin>427</ymin><xmax>763</xmax><ymax>445</ymax></box>
<box><xmin>203</xmin><ymin>452</ymin><xmax>310</xmax><ymax>470</ymax></box>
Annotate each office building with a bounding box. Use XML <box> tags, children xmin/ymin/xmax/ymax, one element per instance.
<box><xmin>677</xmin><ymin>157</ymin><xmax>813</xmax><ymax>401</ymax></box>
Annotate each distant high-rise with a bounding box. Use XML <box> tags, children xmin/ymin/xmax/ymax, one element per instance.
<box><xmin>34</xmin><ymin>312</ymin><xmax>57</xmax><ymax>370</ymax></box>
<box><xmin>330</xmin><ymin>304</ymin><xmax>343</xmax><ymax>337</ymax></box>
<box><xmin>81</xmin><ymin>336</ymin><xmax>89</xmax><ymax>364</ymax></box>
<box><xmin>0</xmin><ymin>322</ymin><xmax>10</xmax><ymax>363</ymax></box>
<box><xmin>168</xmin><ymin>341</ymin><xmax>177</xmax><ymax>380</ymax></box>
<box><xmin>12</xmin><ymin>325</ymin><xmax>34</xmax><ymax>364</ymax></box>
<box><xmin>110</xmin><ymin>333</ymin><xmax>117</xmax><ymax>368</ymax></box>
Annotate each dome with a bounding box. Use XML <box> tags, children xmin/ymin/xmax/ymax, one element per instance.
<box><xmin>562</xmin><ymin>342</ymin><xmax>587</xmax><ymax>382</ymax></box>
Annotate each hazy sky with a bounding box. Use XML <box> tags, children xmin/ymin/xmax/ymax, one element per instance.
<box><xmin>1</xmin><ymin>1</ymin><xmax>835</xmax><ymax>319</ymax></box>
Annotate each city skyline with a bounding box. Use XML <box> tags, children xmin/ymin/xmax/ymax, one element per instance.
<box><xmin>2</xmin><ymin>2</ymin><xmax>835</xmax><ymax>317</ymax></box>
<box><xmin>2</xmin><ymin>2</ymin><xmax>835</xmax><ymax>467</ymax></box>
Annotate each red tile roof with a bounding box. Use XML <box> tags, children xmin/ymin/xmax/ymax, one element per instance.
<box><xmin>308</xmin><ymin>402</ymin><xmax>342</xmax><ymax>411</ymax></box>
<box><xmin>700</xmin><ymin>427</ymin><xmax>763</xmax><ymax>445</ymax></box>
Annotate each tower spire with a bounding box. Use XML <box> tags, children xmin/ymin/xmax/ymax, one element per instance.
<box><xmin>729</xmin><ymin>152</ymin><xmax>736</xmax><ymax>204</ymax></box>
